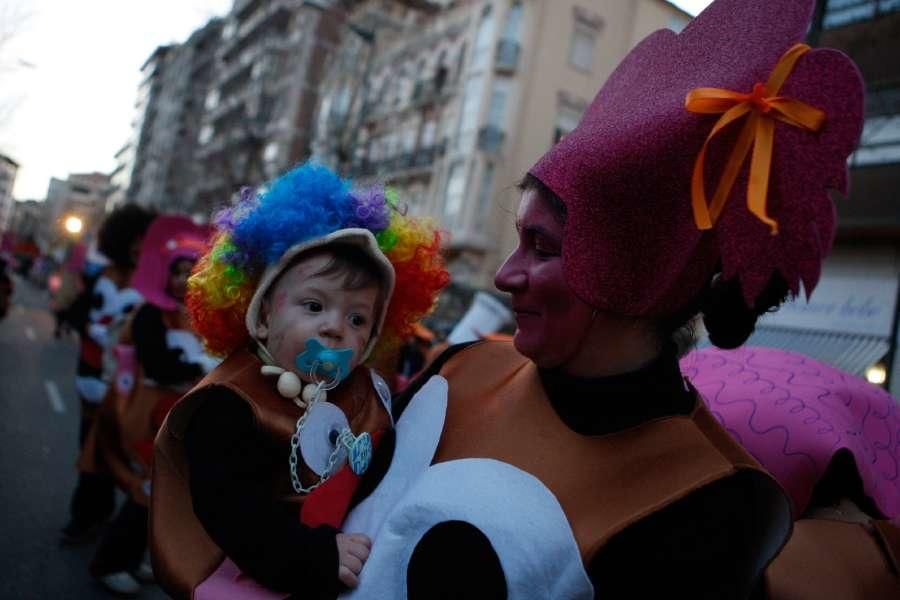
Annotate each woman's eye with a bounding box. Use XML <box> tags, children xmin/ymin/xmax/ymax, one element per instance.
<box><xmin>349</xmin><ymin>314</ymin><xmax>367</xmax><ymax>328</ymax></box>
<box><xmin>302</xmin><ymin>301</ymin><xmax>323</xmax><ymax>312</ymax></box>
<box><xmin>534</xmin><ymin>244</ymin><xmax>559</xmax><ymax>259</ymax></box>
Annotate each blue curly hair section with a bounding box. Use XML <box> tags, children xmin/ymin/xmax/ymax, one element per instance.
<box><xmin>232</xmin><ymin>162</ymin><xmax>359</xmax><ymax>267</ymax></box>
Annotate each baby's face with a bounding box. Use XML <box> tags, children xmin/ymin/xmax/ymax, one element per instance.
<box><xmin>258</xmin><ymin>253</ymin><xmax>379</xmax><ymax>381</ymax></box>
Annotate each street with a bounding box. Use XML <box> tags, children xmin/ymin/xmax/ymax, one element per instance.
<box><xmin>0</xmin><ymin>276</ymin><xmax>167</xmax><ymax>599</ymax></box>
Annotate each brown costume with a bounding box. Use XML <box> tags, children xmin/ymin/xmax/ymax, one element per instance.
<box><xmin>150</xmin><ymin>347</ymin><xmax>391</xmax><ymax>600</ymax></box>
<box><xmin>766</xmin><ymin>518</ymin><xmax>900</xmax><ymax>599</ymax></box>
<box><xmin>344</xmin><ymin>340</ymin><xmax>793</xmax><ymax>597</ymax></box>
<box><xmin>435</xmin><ymin>340</ymin><xmax>792</xmax><ymax>566</ymax></box>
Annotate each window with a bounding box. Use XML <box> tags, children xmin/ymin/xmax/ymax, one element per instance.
<box><xmin>486</xmin><ymin>79</ymin><xmax>511</xmax><ymax>130</ymax></box>
<box><xmin>554</xmin><ymin>103</ymin><xmax>583</xmax><ymax>143</ymax></box>
<box><xmin>198</xmin><ymin>125</ymin><xmax>214</xmax><ymax>145</ymax></box>
<box><xmin>668</xmin><ymin>15</ymin><xmax>688</xmax><ymax>33</ymax></box>
<box><xmin>851</xmin><ymin>115</ymin><xmax>900</xmax><ymax>167</ymax></box>
<box><xmin>263</xmin><ymin>142</ymin><xmax>279</xmax><ymax>163</ymax></box>
<box><xmin>421</xmin><ymin>119</ymin><xmax>437</xmax><ymax>148</ymax></box>
<box><xmin>475</xmin><ymin>161</ymin><xmax>495</xmax><ymax>232</ymax></box>
<box><xmin>824</xmin><ymin>0</ymin><xmax>900</xmax><ymax>28</ymax></box>
<box><xmin>443</xmin><ymin>162</ymin><xmax>467</xmax><ymax>226</ymax></box>
<box><xmin>569</xmin><ymin>24</ymin><xmax>595</xmax><ymax>72</ymax></box>
<box><xmin>457</xmin><ymin>73</ymin><xmax>485</xmax><ymax>152</ymax></box>
<box><xmin>502</xmin><ymin>1</ymin><xmax>524</xmax><ymax>42</ymax></box>
<box><xmin>471</xmin><ymin>5</ymin><xmax>496</xmax><ymax>71</ymax></box>
<box><xmin>205</xmin><ymin>89</ymin><xmax>220</xmax><ymax>111</ymax></box>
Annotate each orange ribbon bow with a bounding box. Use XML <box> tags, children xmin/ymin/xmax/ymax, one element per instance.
<box><xmin>685</xmin><ymin>43</ymin><xmax>826</xmax><ymax>235</ymax></box>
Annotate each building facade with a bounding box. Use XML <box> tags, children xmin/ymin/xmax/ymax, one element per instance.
<box><xmin>312</xmin><ymin>0</ymin><xmax>690</xmax><ymax>284</ymax></box>
<box><xmin>190</xmin><ymin>0</ymin><xmax>346</xmax><ymax>215</ymax></box>
<box><xmin>118</xmin><ymin>19</ymin><xmax>224</xmax><ymax>215</ymax></box>
<box><xmin>0</xmin><ymin>153</ymin><xmax>20</xmax><ymax>233</ymax></box>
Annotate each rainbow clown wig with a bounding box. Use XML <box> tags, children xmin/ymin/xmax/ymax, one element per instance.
<box><xmin>187</xmin><ymin>162</ymin><xmax>449</xmax><ymax>361</ymax></box>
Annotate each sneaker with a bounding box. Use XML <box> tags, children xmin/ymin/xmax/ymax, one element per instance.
<box><xmin>60</xmin><ymin>519</ymin><xmax>104</xmax><ymax>545</ymax></box>
<box><xmin>98</xmin><ymin>572</ymin><xmax>141</xmax><ymax>596</ymax></box>
<box><xmin>132</xmin><ymin>560</ymin><xmax>154</xmax><ymax>584</ymax></box>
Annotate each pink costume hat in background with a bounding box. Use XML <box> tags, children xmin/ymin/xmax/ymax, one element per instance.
<box><xmin>680</xmin><ymin>346</ymin><xmax>900</xmax><ymax>519</ymax></box>
<box><xmin>64</xmin><ymin>243</ymin><xmax>87</xmax><ymax>273</ymax></box>
<box><xmin>529</xmin><ymin>0</ymin><xmax>864</xmax><ymax>316</ymax></box>
<box><xmin>131</xmin><ymin>215</ymin><xmax>212</xmax><ymax>311</ymax></box>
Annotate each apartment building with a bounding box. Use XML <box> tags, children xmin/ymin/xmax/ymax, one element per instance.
<box><xmin>118</xmin><ymin>19</ymin><xmax>224</xmax><ymax>215</ymax></box>
<box><xmin>0</xmin><ymin>153</ymin><xmax>19</xmax><ymax>233</ymax></box>
<box><xmin>313</xmin><ymin>0</ymin><xmax>690</xmax><ymax>284</ymax></box>
<box><xmin>190</xmin><ymin>0</ymin><xmax>347</xmax><ymax>215</ymax></box>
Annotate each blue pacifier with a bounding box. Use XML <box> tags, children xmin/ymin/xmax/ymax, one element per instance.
<box><xmin>295</xmin><ymin>339</ymin><xmax>354</xmax><ymax>384</ymax></box>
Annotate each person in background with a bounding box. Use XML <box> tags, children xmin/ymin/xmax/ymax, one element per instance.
<box><xmin>85</xmin><ymin>215</ymin><xmax>217</xmax><ymax>595</ymax></box>
<box><xmin>61</xmin><ymin>204</ymin><xmax>155</xmax><ymax>544</ymax></box>
<box><xmin>0</xmin><ymin>255</ymin><xmax>13</xmax><ymax>320</ymax></box>
<box><xmin>339</xmin><ymin>0</ymin><xmax>866</xmax><ymax>598</ymax></box>
<box><xmin>394</xmin><ymin>324</ymin><xmax>434</xmax><ymax>392</ymax></box>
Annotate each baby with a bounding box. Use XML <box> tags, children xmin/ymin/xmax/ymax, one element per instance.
<box><xmin>150</xmin><ymin>163</ymin><xmax>448</xmax><ymax>599</ymax></box>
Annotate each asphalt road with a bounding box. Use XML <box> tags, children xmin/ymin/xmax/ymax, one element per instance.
<box><xmin>0</xmin><ymin>276</ymin><xmax>168</xmax><ymax>599</ymax></box>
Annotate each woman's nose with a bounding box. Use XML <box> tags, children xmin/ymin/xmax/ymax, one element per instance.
<box><xmin>495</xmin><ymin>250</ymin><xmax>527</xmax><ymax>293</ymax></box>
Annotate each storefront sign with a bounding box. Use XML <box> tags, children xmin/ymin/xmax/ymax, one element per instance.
<box><xmin>762</xmin><ymin>275</ymin><xmax>898</xmax><ymax>337</ymax></box>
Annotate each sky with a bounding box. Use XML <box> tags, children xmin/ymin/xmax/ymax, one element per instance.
<box><xmin>0</xmin><ymin>0</ymin><xmax>713</xmax><ymax>201</ymax></box>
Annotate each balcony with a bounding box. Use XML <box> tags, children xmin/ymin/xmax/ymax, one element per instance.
<box><xmin>494</xmin><ymin>39</ymin><xmax>520</xmax><ymax>74</ymax></box>
<box><xmin>477</xmin><ymin>126</ymin><xmax>505</xmax><ymax>154</ymax></box>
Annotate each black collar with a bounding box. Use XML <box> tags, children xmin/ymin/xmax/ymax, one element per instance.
<box><xmin>537</xmin><ymin>345</ymin><xmax>695</xmax><ymax>436</ymax></box>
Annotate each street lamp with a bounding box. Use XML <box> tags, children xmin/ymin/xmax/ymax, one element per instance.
<box><xmin>64</xmin><ymin>215</ymin><xmax>83</xmax><ymax>235</ymax></box>
<box><xmin>866</xmin><ymin>363</ymin><xmax>887</xmax><ymax>386</ymax></box>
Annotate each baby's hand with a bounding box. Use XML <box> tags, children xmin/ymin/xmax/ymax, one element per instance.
<box><xmin>336</xmin><ymin>532</ymin><xmax>371</xmax><ymax>588</ymax></box>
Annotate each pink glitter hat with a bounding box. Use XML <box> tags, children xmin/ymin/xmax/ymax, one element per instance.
<box><xmin>529</xmin><ymin>0</ymin><xmax>864</xmax><ymax>316</ymax></box>
<box><xmin>132</xmin><ymin>215</ymin><xmax>212</xmax><ymax>311</ymax></box>
<box><xmin>681</xmin><ymin>346</ymin><xmax>900</xmax><ymax>519</ymax></box>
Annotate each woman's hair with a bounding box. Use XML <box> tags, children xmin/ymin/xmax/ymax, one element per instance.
<box><xmin>97</xmin><ymin>204</ymin><xmax>156</xmax><ymax>268</ymax></box>
<box><xmin>518</xmin><ymin>173</ymin><xmax>567</xmax><ymax>223</ymax></box>
<box><xmin>516</xmin><ymin>173</ymin><xmax>791</xmax><ymax>352</ymax></box>
<box><xmin>661</xmin><ymin>271</ymin><xmax>792</xmax><ymax>353</ymax></box>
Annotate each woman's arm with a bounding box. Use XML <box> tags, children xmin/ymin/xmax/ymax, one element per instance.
<box><xmin>184</xmin><ymin>389</ymin><xmax>342</xmax><ymax>597</ymax></box>
<box><xmin>590</xmin><ymin>470</ymin><xmax>789</xmax><ymax>599</ymax></box>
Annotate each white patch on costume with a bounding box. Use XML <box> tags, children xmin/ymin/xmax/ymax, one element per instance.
<box><xmin>299</xmin><ymin>401</ymin><xmax>350</xmax><ymax>476</ymax></box>
<box><xmin>341</xmin><ymin>377</ymin><xmax>593</xmax><ymax>599</ymax></box>
<box><xmin>369</xmin><ymin>369</ymin><xmax>393</xmax><ymax>424</ymax></box>
<box><xmin>166</xmin><ymin>329</ymin><xmax>221</xmax><ymax>373</ymax></box>
<box><xmin>75</xmin><ymin>376</ymin><xmax>109</xmax><ymax>403</ymax></box>
<box><xmin>343</xmin><ymin>375</ymin><xmax>448</xmax><ymax>539</ymax></box>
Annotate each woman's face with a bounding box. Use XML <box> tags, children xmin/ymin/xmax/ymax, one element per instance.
<box><xmin>494</xmin><ymin>189</ymin><xmax>596</xmax><ymax>369</ymax></box>
<box><xmin>167</xmin><ymin>258</ymin><xmax>196</xmax><ymax>302</ymax></box>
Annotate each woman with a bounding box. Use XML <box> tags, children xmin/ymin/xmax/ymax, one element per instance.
<box><xmin>342</xmin><ymin>0</ymin><xmax>865</xmax><ymax>598</ymax></box>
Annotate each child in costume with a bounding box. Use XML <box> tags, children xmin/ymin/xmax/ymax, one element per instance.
<box><xmin>63</xmin><ymin>204</ymin><xmax>155</xmax><ymax>544</ymax></box>
<box><xmin>87</xmin><ymin>214</ymin><xmax>216</xmax><ymax>596</ymax></box>
<box><xmin>150</xmin><ymin>163</ymin><xmax>448</xmax><ymax>600</ymax></box>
